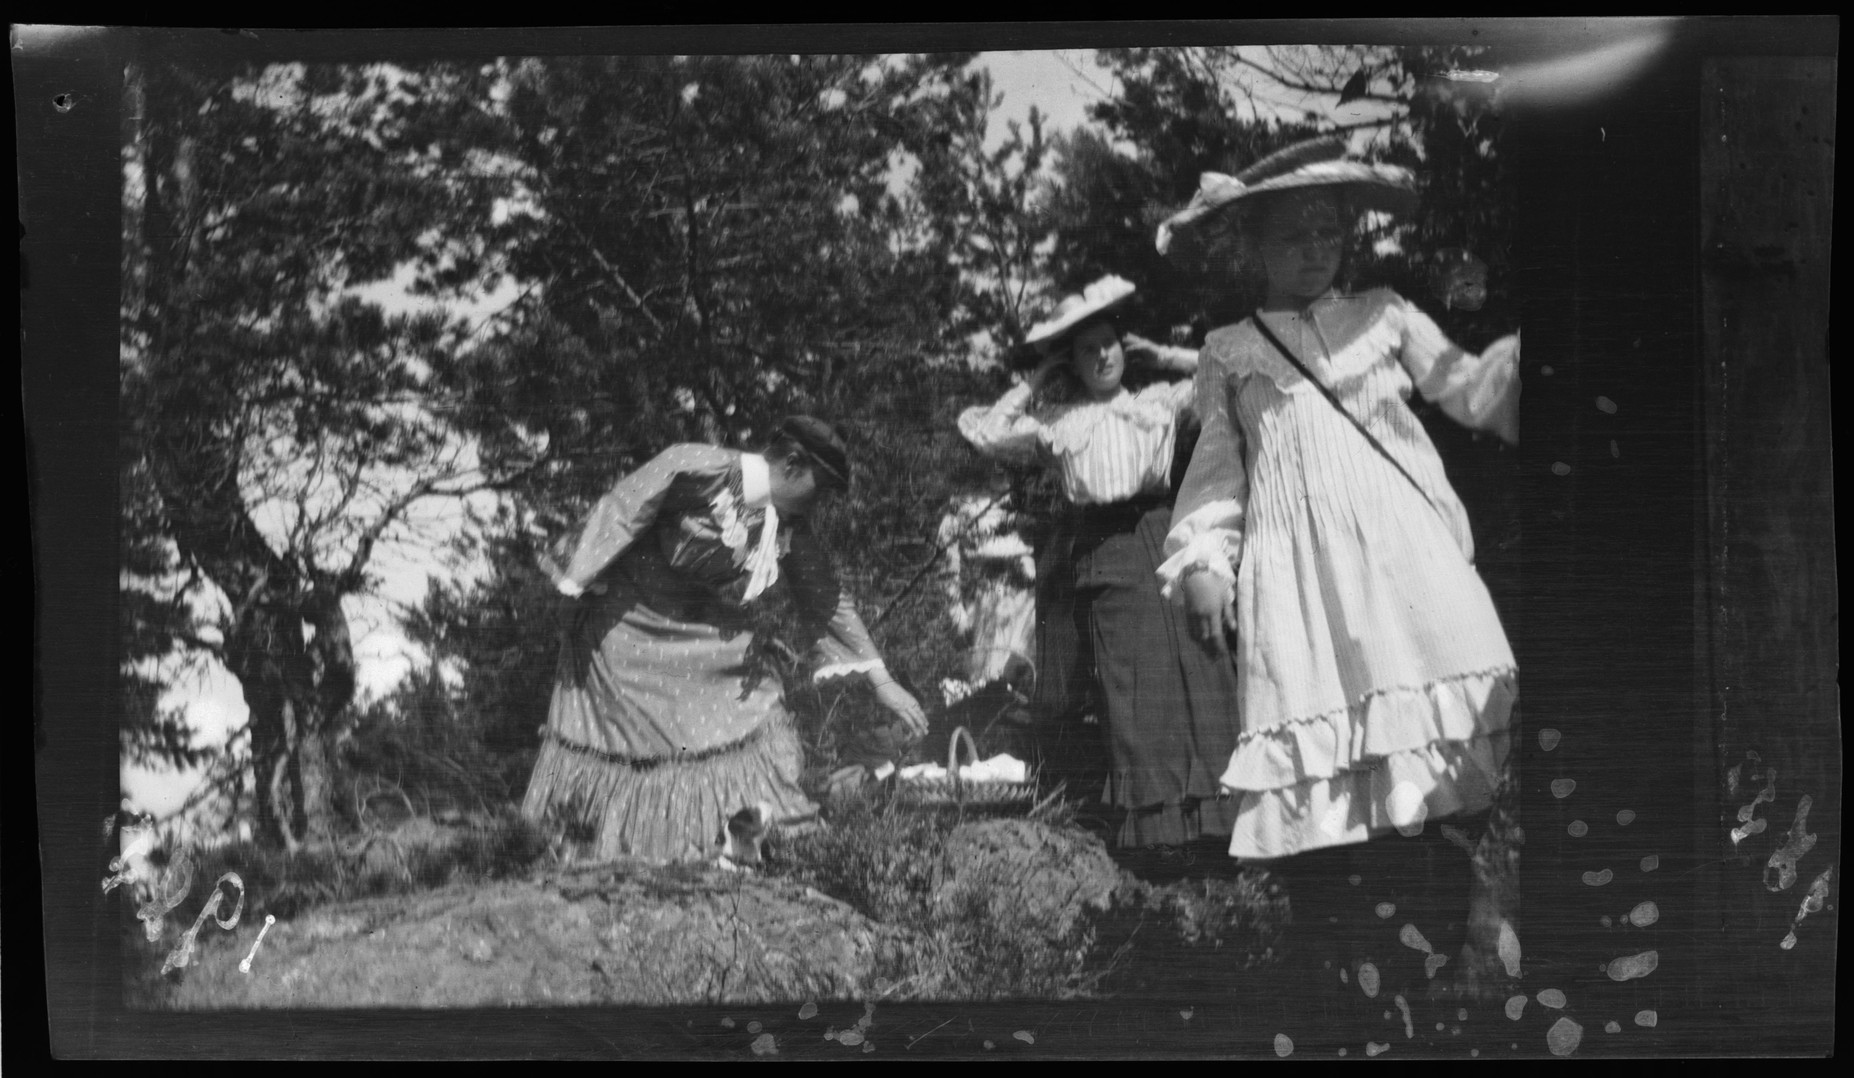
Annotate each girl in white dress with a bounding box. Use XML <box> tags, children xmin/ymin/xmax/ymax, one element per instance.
<box><xmin>1153</xmin><ymin>138</ymin><xmax>1520</xmax><ymax>879</ymax></box>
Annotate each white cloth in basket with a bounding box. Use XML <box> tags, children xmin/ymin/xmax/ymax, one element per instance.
<box><xmin>899</xmin><ymin>753</ymin><xmax>1029</xmax><ymax>785</ymax></box>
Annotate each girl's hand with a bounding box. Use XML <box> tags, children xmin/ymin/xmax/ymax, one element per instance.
<box><xmin>873</xmin><ymin>679</ymin><xmax>930</xmax><ymax>738</ymax></box>
<box><xmin>1182</xmin><ymin>570</ymin><xmax>1237</xmax><ymax>658</ymax></box>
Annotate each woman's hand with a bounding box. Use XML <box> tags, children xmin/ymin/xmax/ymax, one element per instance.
<box><xmin>1182</xmin><ymin>570</ymin><xmax>1237</xmax><ymax>658</ymax></box>
<box><xmin>1120</xmin><ymin>332</ymin><xmax>1164</xmax><ymax>366</ymax></box>
<box><xmin>872</xmin><ymin>679</ymin><xmax>930</xmax><ymax>739</ymax></box>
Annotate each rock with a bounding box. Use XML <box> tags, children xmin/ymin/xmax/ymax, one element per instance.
<box><xmin>931</xmin><ymin>818</ymin><xmax>1126</xmax><ymax>945</ymax></box>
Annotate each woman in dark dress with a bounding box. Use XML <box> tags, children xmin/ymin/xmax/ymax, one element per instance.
<box><xmin>958</xmin><ymin>277</ymin><xmax>1244</xmax><ymax>852</ymax></box>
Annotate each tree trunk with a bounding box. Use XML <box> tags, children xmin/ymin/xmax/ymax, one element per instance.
<box><xmin>218</xmin><ymin>585</ymin><xmax>353</xmax><ymax>851</ymax></box>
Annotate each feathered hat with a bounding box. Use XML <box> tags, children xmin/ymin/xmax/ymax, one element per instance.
<box><xmin>1154</xmin><ymin>136</ymin><xmax>1419</xmax><ymax>256</ymax></box>
<box><xmin>1008</xmin><ymin>275</ymin><xmax>1137</xmax><ymax>370</ymax></box>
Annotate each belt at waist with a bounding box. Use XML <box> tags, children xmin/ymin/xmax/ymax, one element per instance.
<box><xmin>1068</xmin><ymin>492</ymin><xmax>1171</xmax><ymax>526</ymax></box>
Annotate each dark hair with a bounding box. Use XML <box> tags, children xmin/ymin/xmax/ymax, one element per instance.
<box><xmin>1031</xmin><ymin>317</ymin><xmax>1175</xmax><ymax>402</ymax></box>
<box><xmin>766</xmin><ymin>435</ymin><xmax>848</xmax><ymax>492</ymax></box>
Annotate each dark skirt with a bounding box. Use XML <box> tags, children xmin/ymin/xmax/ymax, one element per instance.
<box><xmin>1034</xmin><ymin>497</ymin><xmax>1244</xmax><ymax>848</ymax></box>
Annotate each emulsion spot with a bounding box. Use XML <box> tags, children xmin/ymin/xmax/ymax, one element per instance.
<box><xmin>1583</xmin><ymin>869</ymin><xmax>1614</xmax><ymax>886</ymax></box>
<box><xmin>1634</xmin><ymin>1010</ymin><xmax>1658</xmax><ymax>1028</ymax></box>
<box><xmin>1616</xmin><ymin>809</ymin><xmax>1636</xmax><ymax>826</ymax></box>
<box><xmin>1606</xmin><ymin>951</ymin><xmax>1658</xmax><ymax>982</ymax></box>
<box><xmin>1376</xmin><ymin>902</ymin><xmax>1398</xmax><ymax>919</ymax></box>
<box><xmin>1640</xmin><ymin>855</ymin><xmax>1660</xmax><ymax>872</ymax></box>
<box><xmin>1551</xmin><ymin>778</ymin><xmax>1576</xmax><ymax>798</ymax></box>
<box><xmin>1547</xmin><ymin>1017</ymin><xmax>1584</xmax><ymax>1057</ymax></box>
<box><xmin>1388</xmin><ymin>781</ymin><xmax>1428</xmax><ymax>835</ymax></box>
<box><xmin>1568</xmin><ymin>820</ymin><xmax>1588</xmax><ymax>837</ymax></box>
<box><xmin>1537</xmin><ymin>988</ymin><xmax>1567</xmax><ymax>1009</ymax></box>
<box><xmin>1400</xmin><ymin>924</ymin><xmax>1432</xmax><ymax>952</ymax></box>
<box><xmin>1275</xmin><ymin>1033</ymin><xmax>1294</xmax><ymax>1057</ymax></box>
<box><xmin>1627</xmin><ymin>901</ymin><xmax>1659</xmax><ymax>927</ymax></box>
<box><xmin>1358</xmin><ymin>962</ymin><xmax>1382</xmax><ymax>998</ymax></box>
<box><xmin>1505</xmin><ymin>995</ymin><xmax>1527</xmax><ymax>1021</ymax></box>
<box><xmin>1539</xmin><ymin>728</ymin><xmax>1562</xmax><ymax>751</ymax></box>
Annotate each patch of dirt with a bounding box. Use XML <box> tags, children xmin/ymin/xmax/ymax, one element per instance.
<box><xmin>156</xmin><ymin>860</ymin><xmax>916</xmax><ymax>1009</ymax></box>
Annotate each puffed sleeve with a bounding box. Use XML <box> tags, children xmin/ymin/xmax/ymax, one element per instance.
<box><xmin>1391</xmin><ymin>292</ymin><xmax>1521</xmax><ymax>446</ymax></box>
<box><xmin>1137</xmin><ymin>376</ymin><xmax>1198</xmax><ymax>421</ymax></box>
<box><xmin>1156</xmin><ymin>331</ymin><xmax>1249</xmax><ymax>605</ymax></box>
<box><xmin>781</xmin><ymin>524</ymin><xmax>889</xmax><ymax>683</ymax></box>
<box><xmin>543</xmin><ymin>443</ymin><xmax>725</xmax><ymax>594</ymax></box>
<box><xmin>936</xmin><ymin>504</ymin><xmax>972</xmax><ymax>634</ymax></box>
<box><xmin>957</xmin><ymin>382</ymin><xmax>1047</xmax><ymax>467</ymax></box>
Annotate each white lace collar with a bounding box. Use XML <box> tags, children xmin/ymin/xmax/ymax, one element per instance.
<box><xmin>740</xmin><ymin>453</ymin><xmax>771</xmax><ymax>509</ymax></box>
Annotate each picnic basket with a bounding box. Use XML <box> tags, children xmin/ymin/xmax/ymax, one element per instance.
<box><xmin>895</xmin><ymin>725</ymin><xmax>1037</xmax><ymax>811</ymax></box>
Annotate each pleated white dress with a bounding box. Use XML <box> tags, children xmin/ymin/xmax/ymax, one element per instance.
<box><xmin>1159</xmin><ymin>288</ymin><xmax>1520</xmax><ymax>860</ymax></box>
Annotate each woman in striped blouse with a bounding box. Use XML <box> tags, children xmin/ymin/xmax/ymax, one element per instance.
<box><xmin>958</xmin><ymin>276</ymin><xmax>1244</xmax><ymax>855</ymax></box>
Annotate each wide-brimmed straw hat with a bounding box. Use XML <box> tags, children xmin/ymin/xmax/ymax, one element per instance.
<box><xmin>1009</xmin><ymin>275</ymin><xmax>1136</xmax><ymax>369</ymax></box>
<box><xmin>779</xmin><ymin>415</ymin><xmax>851</xmax><ymax>491</ymax></box>
<box><xmin>1154</xmin><ymin>136</ymin><xmax>1419</xmax><ymax>256</ymax></box>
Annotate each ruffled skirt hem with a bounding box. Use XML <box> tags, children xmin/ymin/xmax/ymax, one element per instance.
<box><xmin>520</xmin><ymin>719</ymin><xmax>818</xmax><ymax>864</ymax></box>
<box><xmin>1225</xmin><ymin>669</ymin><xmax>1516</xmax><ymax>792</ymax></box>
<box><xmin>1226</xmin><ymin>729</ymin><xmax>1508</xmax><ymax>860</ymax></box>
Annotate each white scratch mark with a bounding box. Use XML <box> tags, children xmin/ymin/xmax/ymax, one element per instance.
<box><xmin>1781</xmin><ymin>865</ymin><xmax>1834</xmax><ymax>947</ymax></box>
<box><xmin>161</xmin><ymin>872</ymin><xmax>245</xmax><ymax>976</ymax></box>
<box><xmin>1764</xmin><ymin>795</ymin><xmax>1817</xmax><ymax>891</ymax></box>
<box><xmin>239</xmin><ymin>914</ymin><xmax>276</xmax><ymax>974</ymax></box>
